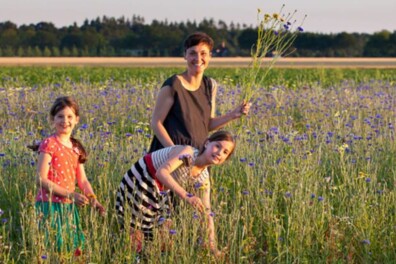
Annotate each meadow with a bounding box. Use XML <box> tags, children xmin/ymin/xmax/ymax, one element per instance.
<box><xmin>0</xmin><ymin>66</ymin><xmax>395</xmax><ymax>263</ymax></box>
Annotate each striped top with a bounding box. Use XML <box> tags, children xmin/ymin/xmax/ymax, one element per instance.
<box><xmin>151</xmin><ymin>146</ymin><xmax>209</xmax><ymax>191</ymax></box>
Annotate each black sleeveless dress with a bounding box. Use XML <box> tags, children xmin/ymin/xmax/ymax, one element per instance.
<box><xmin>149</xmin><ymin>74</ymin><xmax>212</xmax><ymax>152</ymax></box>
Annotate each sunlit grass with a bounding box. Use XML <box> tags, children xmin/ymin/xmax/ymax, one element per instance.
<box><xmin>0</xmin><ymin>67</ymin><xmax>395</xmax><ymax>263</ymax></box>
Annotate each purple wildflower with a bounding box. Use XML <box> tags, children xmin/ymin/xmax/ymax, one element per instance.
<box><xmin>297</xmin><ymin>26</ymin><xmax>304</xmax><ymax>32</ymax></box>
<box><xmin>361</xmin><ymin>239</ymin><xmax>370</xmax><ymax>245</ymax></box>
<box><xmin>242</xmin><ymin>190</ymin><xmax>249</xmax><ymax>195</ymax></box>
<box><xmin>169</xmin><ymin>229</ymin><xmax>177</xmax><ymax>235</ymax></box>
<box><xmin>194</xmin><ymin>182</ymin><xmax>202</xmax><ymax>189</ymax></box>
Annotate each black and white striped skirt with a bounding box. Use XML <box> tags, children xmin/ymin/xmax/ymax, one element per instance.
<box><xmin>115</xmin><ymin>153</ymin><xmax>171</xmax><ymax>238</ymax></box>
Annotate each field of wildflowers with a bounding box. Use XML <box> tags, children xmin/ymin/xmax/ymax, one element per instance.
<box><xmin>0</xmin><ymin>67</ymin><xmax>395</xmax><ymax>263</ymax></box>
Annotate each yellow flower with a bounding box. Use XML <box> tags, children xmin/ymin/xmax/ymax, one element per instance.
<box><xmin>358</xmin><ymin>171</ymin><xmax>366</xmax><ymax>178</ymax></box>
<box><xmin>338</xmin><ymin>143</ymin><xmax>349</xmax><ymax>154</ymax></box>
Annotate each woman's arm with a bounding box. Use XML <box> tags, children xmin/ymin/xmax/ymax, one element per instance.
<box><xmin>208</xmin><ymin>101</ymin><xmax>251</xmax><ymax>131</ymax></box>
<box><xmin>155</xmin><ymin>146</ymin><xmax>205</xmax><ymax>212</ymax></box>
<box><xmin>150</xmin><ymin>85</ymin><xmax>176</xmax><ymax>147</ymax></box>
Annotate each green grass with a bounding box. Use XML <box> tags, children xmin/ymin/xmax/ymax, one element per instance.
<box><xmin>0</xmin><ymin>67</ymin><xmax>395</xmax><ymax>263</ymax></box>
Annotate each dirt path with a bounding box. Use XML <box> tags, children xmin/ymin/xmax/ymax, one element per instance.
<box><xmin>0</xmin><ymin>57</ymin><xmax>395</xmax><ymax>68</ymax></box>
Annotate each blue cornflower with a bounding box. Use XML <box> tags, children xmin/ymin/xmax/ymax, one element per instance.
<box><xmin>242</xmin><ymin>190</ymin><xmax>249</xmax><ymax>195</ymax></box>
<box><xmin>318</xmin><ymin>196</ymin><xmax>324</xmax><ymax>202</ymax></box>
<box><xmin>192</xmin><ymin>212</ymin><xmax>200</xmax><ymax>219</ymax></box>
<box><xmin>297</xmin><ymin>26</ymin><xmax>304</xmax><ymax>32</ymax></box>
<box><xmin>125</xmin><ymin>133</ymin><xmax>132</xmax><ymax>137</ymax></box>
<box><xmin>285</xmin><ymin>192</ymin><xmax>292</xmax><ymax>198</ymax></box>
<box><xmin>0</xmin><ymin>153</ymin><xmax>4</xmax><ymax>157</ymax></box>
<box><xmin>194</xmin><ymin>182</ymin><xmax>202</xmax><ymax>189</ymax></box>
<box><xmin>186</xmin><ymin>193</ymin><xmax>194</xmax><ymax>198</ymax></box>
<box><xmin>310</xmin><ymin>194</ymin><xmax>316</xmax><ymax>199</ymax></box>
<box><xmin>209</xmin><ymin>211</ymin><xmax>215</xmax><ymax>217</ymax></box>
<box><xmin>365</xmin><ymin>178</ymin><xmax>371</xmax><ymax>183</ymax></box>
<box><xmin>361</xmin><ymin>239</ymin><xmax>370</xmax><ymax>245</ymax></box>
<box><xmin>239</xmin><ymin>158</ymin><xmax>247</xmax><ymax>162</ymax></box>
<box><xmin>41</xmin><ymin>255</ymin><xmax>48</xmax><ymax>260</ymax></box>
<box><xmin>169</xmin><ymin>229</ymin><xmax>177</xmax><ymax>235</ymax></box>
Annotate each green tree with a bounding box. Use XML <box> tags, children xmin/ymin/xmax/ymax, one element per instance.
<box><xmin>43</xmin><ymin>46</ymin><xmax>52</xmax><ymax>57</ymax></box>
<box><xmin>52</xmin><ymin>46</ymin><xmax>60</xmax><ymax>56</ymax></box>
<box><xmin>17</xmin><ymin>47</ymin><xmax>24</xmax><ymax>56</ymax></box>
<box><xmin>33</xmin><ymin>46</ymin><xmax>42</xmax><ymax>56</ymax></box>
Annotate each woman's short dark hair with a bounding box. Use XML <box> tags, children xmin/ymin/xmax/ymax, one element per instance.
<box><xmin>183</xmin><ymin>32</ymin><xmax>214</xmax><ymax>52</ymax></box>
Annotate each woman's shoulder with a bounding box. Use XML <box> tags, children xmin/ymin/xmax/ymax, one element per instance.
<box><xmin>162</xmin><ymin>74</ymin><xmax>178</xmax><ymax>88</ymax></box>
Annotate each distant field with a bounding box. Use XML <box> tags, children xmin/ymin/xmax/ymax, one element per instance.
<box><xmin>0</xmin><ymin>57</ymin><xmax>395</xmax><ymax>68</ymax></box>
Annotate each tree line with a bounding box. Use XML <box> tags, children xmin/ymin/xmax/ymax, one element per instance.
<box><xmin>0</xmin><ymin>16</ymin><xmax>395</xmax><ymax>57</ymax></box>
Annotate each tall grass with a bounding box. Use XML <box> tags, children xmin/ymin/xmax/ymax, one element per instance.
<box><xmin>0</xmin><ymin>67</ymin><xmax>395</xmax><ymax>263</ymax></box>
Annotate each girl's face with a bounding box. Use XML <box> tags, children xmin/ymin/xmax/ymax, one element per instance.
<box><xmin>203</xmin><ymin>140</ymin><xmax>235</xmax><ymax>165</ymax></box>
<box><xmin>52</xmin><ymin>106</ymin><xmax>79</xmax><ymax>136</ymax></box>
<box><xmin>184</xmin><ymin>42</ymin><xmax>212</xmax><ymax>74</ymax></box>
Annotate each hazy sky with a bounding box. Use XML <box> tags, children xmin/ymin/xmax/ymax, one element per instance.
<box><xmin>1</xmin><ymin>0</ymin><xmax>395</xmax><ymax>34</ymax></box>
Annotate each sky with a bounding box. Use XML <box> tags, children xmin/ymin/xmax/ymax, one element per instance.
<box><xmin>1</xmin><ymin>0</ymin><xmax>395</xmax><ymax>34</ymax></box>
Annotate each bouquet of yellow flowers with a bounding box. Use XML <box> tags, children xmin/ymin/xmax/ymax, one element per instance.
<box><xmin>241</xmin><ymin>5</ymin><xmax>306</xmax><ymax>101</ymax></box>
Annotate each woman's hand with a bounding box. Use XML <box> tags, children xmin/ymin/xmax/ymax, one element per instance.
<box><xmin>231</xmin><ymin>101</ymin><xmax>252</xmax><ymax>118</ymax></box>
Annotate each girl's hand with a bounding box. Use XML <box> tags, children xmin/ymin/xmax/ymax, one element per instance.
<box><xmin>210</xmin><ymin>243</ymin><xmax>228</xmax><ymax>258</ymax></box>
<box><xmin>91</xmin><ymin>199</ymin><xmax>106</xmax><ymax>216</ymax></box>
<box><xmin>72</xmin><ymin>192</ymin><xmax>89</xmax><ymax>206</ymax></box>
<box><xmin>186</xmin><ymin>196</ymin><xmax>204</xmax><ymax>213</ymax></box>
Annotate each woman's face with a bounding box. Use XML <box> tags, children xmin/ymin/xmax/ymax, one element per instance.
<box><xmin>184</xmin><ymin>42</ymin><xmax>212</xmax><ymax>75</ymax></box>
<box><xmin>203</xmin><ymin>140</ymin><xmax>235</xmax><ymax>165</ymax></box>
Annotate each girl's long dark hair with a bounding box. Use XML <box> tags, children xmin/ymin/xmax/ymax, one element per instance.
<box><xmin>27</xmin><ymin>96</ymin><xmax>87</xmax><ymax>163</ymax></box>
<box><xmin>199</xmin><ymin>130</ymin><xmax>236</xmax><ymax>159</ymax></box>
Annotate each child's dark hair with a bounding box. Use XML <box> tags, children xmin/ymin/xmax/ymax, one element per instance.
<box><xmin>200</xmin><ymin>130</ymin><xmax>236</xmax><ymax>159</ymax></box>
<box><xmin>27</xmin><ymin>96</ymin><xmax>87</xmax><ymax>163</ymax></box>
<box><xmin>184</xmin><ymin>32</ymin><xmax>214</xmax><ymax>52</ymax></box>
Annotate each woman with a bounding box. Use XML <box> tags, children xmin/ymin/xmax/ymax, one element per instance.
<box><xmin>149</xmin><ymin>32</ymin><xmax>250</xmax><ymax>152</ymax></box>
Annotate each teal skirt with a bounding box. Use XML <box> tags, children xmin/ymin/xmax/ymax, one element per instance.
<box><xmin>35</xmin><ymin>202</ymin><xmax>85</xmax><ymax>252</ymax></box>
